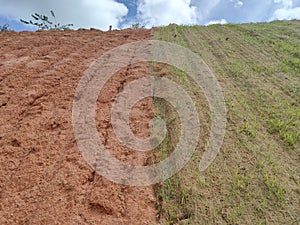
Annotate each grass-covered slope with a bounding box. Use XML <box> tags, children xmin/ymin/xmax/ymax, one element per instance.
<box><xmin>153</xmin><ymin>20</ymin><xmax>299</xmax><ymax>225</ymax></box>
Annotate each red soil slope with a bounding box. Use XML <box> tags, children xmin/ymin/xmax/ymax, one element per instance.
<box><xmin>0</xmin><ymin>29</ymin><xmax>157</xmax><ymax>224</ymax></box>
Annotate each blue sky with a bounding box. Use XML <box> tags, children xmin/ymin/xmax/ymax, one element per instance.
<box><xmin>0</xmin><ymin>0</ymin><xmax>299</xmax><ymax>31</ymax></box>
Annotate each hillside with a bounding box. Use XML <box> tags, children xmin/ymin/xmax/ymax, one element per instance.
<box><xmin>153</xmin><ymin>20</ymin><xmax>299</xmax><ymax>224</ymax></box>
<box><xmin>0</xmin><ymin>29</ymin><xmax>156</xmax><ymax>224</ymax></box>
<box><xmin>0</xmin><ymin>20</ymin><xmax>299</xmax><ymax>225</ymax></box>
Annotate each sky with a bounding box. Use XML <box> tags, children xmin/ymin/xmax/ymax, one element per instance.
<box><xmin>0</xmin><ymin>0</ymin><xmax>300</xmax><ymax>31</ymax></box>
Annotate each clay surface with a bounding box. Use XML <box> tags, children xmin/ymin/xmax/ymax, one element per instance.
<box><xmin>0</xmin><ymin>29</ymin><xmax>157</xmax><ymax>224</ymax></box>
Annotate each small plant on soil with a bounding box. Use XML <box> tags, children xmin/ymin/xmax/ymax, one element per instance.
<box><xmin>0</xmin><ymin>24</ymin><xmax>9</xmax><ymax>32</ymax></box>
<box><xmin>20</xmin><ymin>10</ymin><xmax>73</xmax><ymax>31</ymax></box>
<box><xmin>132</xmin><ymin>22</ymin><xmax>145</xmax><ymax>30</ymax></box>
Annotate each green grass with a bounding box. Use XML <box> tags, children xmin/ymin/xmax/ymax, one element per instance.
<box><xmin>152</xmin><ymin>20</ymin><xmax>300</xmax><ymax>225</ymax></box>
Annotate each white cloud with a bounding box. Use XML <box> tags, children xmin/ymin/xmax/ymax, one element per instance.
<box><xmin>230</xmin><ymin>0</ymin><xmax>244</xmax><ymax>8</ymax></box>
<box><xmin>273</xmin><ymin>0</ymin><xmax>293</xmax><ymax>8</ymax></box>
<box><xmin>236</xmin><ymin>1</ymin><xmax>244</xmax><ymax>7</ymax></box>
<box><xmin>270</xmin><ymin>0</ymin><xmax>300</xmax><ymax>20</ymax></box>
<box><xmin>193</xmin><ymin>0</ymin><xmax>222</xmax><ymax>22</ymax></box>
<box><xmin>271</xmin><ymin>7</ymin><xmax>300</xmax><ymax>20</ymax></box>
<box><xmin>0</xmin><ymin>0</ymin><xmax>128</xmax><ymax>30</ymax></box>
<box><xmin>205</xmin><ymin>19</ymin><xmax>227</xmax><ymax>26</ymax></box>
<box><xmin>137</xmin><ymin>0</ymin><xmax>198</xmax><ymax>27</ymax></box>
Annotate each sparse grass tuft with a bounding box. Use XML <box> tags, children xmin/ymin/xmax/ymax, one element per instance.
<box><xmin>264</xmin><ymin>173</ymin><xmax>286</xmax><ymax>204</ymax></box>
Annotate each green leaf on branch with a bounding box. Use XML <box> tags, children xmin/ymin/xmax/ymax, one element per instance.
<box><xmin>20</xmin><ymin>10</ymin><xmax>73</xmax><ymax>31</ymax></box>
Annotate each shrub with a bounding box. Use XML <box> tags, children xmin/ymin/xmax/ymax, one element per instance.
<box><xmin>0</xmin><ymin>24</ymin><xmax>9</xmax><ymax>32</ymax></box>
<box><xmin>132</xmin><ymin>22</ymin><xmax>145</xmax><ymax>30</ymax></box>
<box><xmin>20</xmin><ymin>10</ymin><xmax>73</xmax><ymax>31</ymax></box>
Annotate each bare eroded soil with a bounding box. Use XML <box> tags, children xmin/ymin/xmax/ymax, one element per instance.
<box><xmin>0</xmin><ymin>29</ymin><xmax>157</xmax><ymax>224</ymax></box>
